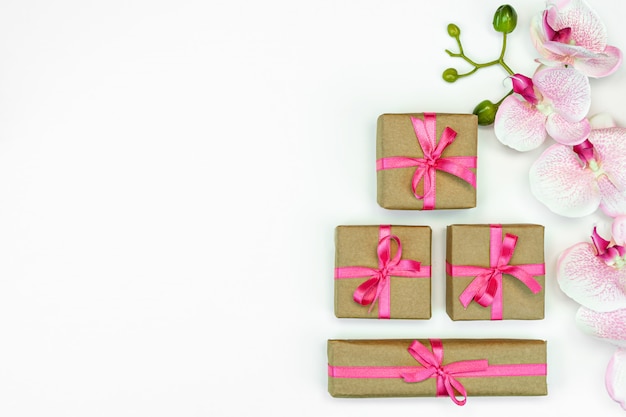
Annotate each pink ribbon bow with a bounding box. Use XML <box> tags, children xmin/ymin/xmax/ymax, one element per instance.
<box><xmin>401</xmin><ymin>339</ymin><xmax>488</xmax><ymax>406</ymax></box>
<box><xmin>376</xmin><ymin>113</ymin><xmax>477</xmax><ymax>210</ymax></box>
<box><xmin>446</xmin><ymin>225</ymin><xmax>545</xmax><ymax>320</ymax></box>
<box><xmin>334</xmin><ymin>225</ymin><xmax>429</xmax><ymax>319</ymax></box>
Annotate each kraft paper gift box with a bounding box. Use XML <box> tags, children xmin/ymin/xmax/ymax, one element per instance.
<box><xmin>334</xmin><ymin>225</ymin><xmax>431</xmax><ymax>319</ymax></box>
<box><xmin>376</xmin><ymin>112</ymin><xmax>478</xmax><ymax>210</ymax></box>
<box><xmin>327</xmin><ymin>338</ymin><xmax>547</xmax><ymax>404</ymax></box>
<box><xmin>446</xmin><ymin>224</ymin><xmax>546</xmax><ymax>320</ymax></box>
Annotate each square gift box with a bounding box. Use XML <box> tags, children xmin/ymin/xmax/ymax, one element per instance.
<box><xmin>327</xmin><ymin>338</ymin><xmax>548</xmax><ymax>403</ymax></box>
<box><xmin>334</xmin><ymin>225</ymin><xmax>431</xmax><ymax>319</ymax></box>
<box><xmin>446</xmin><ymin>224</ymin><xmax>546</xmax><ymax>320</ymax></box>
<box><xmin>376</xmin><ymin>112</ymin><xmax>478</xmax><ymax>210</ymax></box>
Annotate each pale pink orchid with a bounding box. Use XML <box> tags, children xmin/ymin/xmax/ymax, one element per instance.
<box><xmin>530</xmin><ymin>0</ymin><xmax>622</xmax><ymax>77</ymax></box>
<box><xmin>606</xmin><ymin>348</ymin><xmax>626</xmax><ymax>410</ymax></box>
<box><xmin>529</xmin><ymin>127</ymin><xmax>626</xmax><ymax>217</ymax></box>
<box><xmin>494</xmin><ymin>66</ymin><xmax>591</xmax><ymax>151</ymax></box>
<box><xmin>558</xmin><ymin>216</ymin><xmax>626</xmax><ymax>409</ymax></box>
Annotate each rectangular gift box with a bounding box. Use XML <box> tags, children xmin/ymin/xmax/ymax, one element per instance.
<box><xmin>327</xmin><ymin>338</ymin><xmax>547</xmax><ymax>402</ymax></box>
<box><xmin>376</xmin><ymin>112</ymin><xmax>478</xmax><ymax>210</ymax></box>
<box><xmin>334</xmin><ymin>225</ymin><xmax>431</xmax><ymax>319</ymax></box>
<box><xmin>446</xmin><ymin>224</ymin><xmax>545</xmax><ymax>320</ymax></box>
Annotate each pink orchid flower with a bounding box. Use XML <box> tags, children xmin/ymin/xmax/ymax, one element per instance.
<box><xmin>494</xmin><ymin>66</ymin><xmax>591</xmax><ymax>151</ymax></box>
<box><xmin>529</xmin><ymin>127</ymin><xmax>626</xmax><ymax>217</ymax></box>
<box><xmin>530</xmin><ymin>0</ymin><xmax>622</xmax><ymax>77</ymax></box>
<box><xmin>557</xmin><ymin>217</ymin><xmax>626</xmax><ymax>409</ymax></box>
<box><xmin>606</xmin><ymin>348</ymin><xmax>626</xmax><ymax>410</ymax></box>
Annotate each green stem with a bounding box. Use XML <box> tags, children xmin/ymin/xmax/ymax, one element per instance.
<box><xmin>457</xmin><ymin>67</ymin><xmax>479</xmax><ymax>78</ymax></box>
<box><xmin>447</xmin><ymin>32</ymin><xmax>516</xmax><ymax>76</ymax></box>
<box><xmin>446</xmin><ymin>49</ymin><xmax>498</xmax><ymax>69</ymax></box>
<box><xmin>455</xmin><ymin>34</ymin><xmax>464</xmax><ymax>55</ymax></box>
<box><xmin>498</xmin><ymin>33</ymin><xmax>514</xmax><ymax>75</ymax></box>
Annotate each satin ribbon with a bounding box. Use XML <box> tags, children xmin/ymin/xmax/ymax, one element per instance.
<box><xmin>376</xmin><ymin>113</ymin><xmax>477</xmax><ymax>210</ymax></box>
<box><xmin>334</xmin><ymin>225</ymin><xmax>430</xmax><ymax>319</ymax></box>
<box><xmin>446</xmin><ymin>225</ymin><xmax>545</xmax><ymax>320</ymax></box>
<box><xmin>402</xmin><ymin>339</ymin><xmax>487</xmax><ymax>405</ymax></box>
<box><xmin>327</xmin><ymin>339</ymin><xmax>547</xmax><ymax>406</ymax></box>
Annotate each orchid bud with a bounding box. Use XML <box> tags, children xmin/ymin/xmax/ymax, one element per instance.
<box><xmin>447</xmin><ymin>23</ymin><xmax>460</xmax><ymax>37</ymax></box>
<box><xmin>442</xmin><ymin>68</ymin><xmax>458</xmax><ymax>83</ymax></box>
<box><xmin>473</xmin><ymin>99</ymin><xmax>499</xmax><ymax>126</ymax></box>
<box><xmin>492</xmin><ymin>4</ymin><xmax>517</xmax><ymax>34</ymax></box>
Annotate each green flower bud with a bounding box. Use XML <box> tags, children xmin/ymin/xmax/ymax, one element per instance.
<box><xmin>442</xmin><ymin>68</ymin><xmax>459</xmax><ymax>83</ymax></box>
<box><xmin>492</xmin><ymin>4</ymin><xmax>517</xmax><ymax>34</ymax></box>
<box><xmin>473</xmin><ymin>99</ymin><xmax>500</xmax><ymax>126</ymax></box>
<box><xmin>447</xmin><ymin>23</ymin><xmax>461</xmax><ymax>37</ymax></box>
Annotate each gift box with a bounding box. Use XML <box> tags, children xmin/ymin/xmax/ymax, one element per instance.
<box><xmin>446</xmin><ymin>224</ymin><xmax>545</xmax><ymax>320</ymax></box>
<box><xmin>376</xmin><ymin>113</ymin><xmax>478</xmax><ymax>210</ymax></box>
<box><xmin>327</xmin><ymin>338</ymin><xmax>547</xmax><ymax>404</ymax></box>
<box><xmin>334</xmin><ymin>225</ymin><xmax>431</xmax><ymax>319</ymax></box>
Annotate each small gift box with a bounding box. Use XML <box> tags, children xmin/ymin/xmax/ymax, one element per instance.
<box><xmin>334</xmin><ymin>225</ymin><xmax>431</xmax><ymax>319</ymax></box>
<box><xmin>327</xmin><ymin>338</ymin><xmax>548</xmax><ymax>404</ymax></box>
<box><xmin>376</xmin><ymin>113</ymin><xmax>478</xmax><ymax>210</ymax></box>
<box><xmin>446</xmin><ymin>224</ymin><xmax>545</xmax><ymax>320</ymax></box>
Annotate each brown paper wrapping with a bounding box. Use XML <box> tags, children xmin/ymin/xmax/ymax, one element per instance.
<box><xmin>376</xmin><ymin>113</ymin><xmax>478</xmax><ymax>210</ymax></box>
<box><xmin>446</xmin><ymin>224</ymin><xmax>545</xmax><ymax>320</ymax></box>
<box><xmin>327</xmin><ymin>338</ymin><xmax>547</xmax><ymax>398</ymax></box>
<box><xmin>334</xmin><ymin>225</ymin><xmax>431</xmax><ymax>319</ymax></box>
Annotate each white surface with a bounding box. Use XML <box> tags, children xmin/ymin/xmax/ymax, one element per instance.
<box><xmin>0</xmin><ymin>0</ymin><xmax>624</xmax><ymax>415</ymax></box>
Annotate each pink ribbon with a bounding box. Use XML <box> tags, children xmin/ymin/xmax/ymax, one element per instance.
<box><xmin>334</xmin><ymin>225</ymin><xmax>430</xmax><ymax>319</ymax></box>
<box><xmin>402</xmin><ymin>339</ymin><xmax>487</xmax><ymax>405</ymax></box>
<box><xmin>376</xmin><ymin>113</ymin><xmax>477</xmax><ymax>210</ymax></box>
<box><xmin>327</xmin><ymin>339</ymin><xmax>547</xmax><ymax>406</ymax></box>
<box><xmin>446</xmin><ymin>225</ymin><xmax>545</xmax><ymax>320</ymax></box>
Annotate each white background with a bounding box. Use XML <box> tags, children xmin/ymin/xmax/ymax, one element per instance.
<box><xmin>0</xmin><ymin>0</ymin><xmax>624</xmax><ymax>415</ymax></box>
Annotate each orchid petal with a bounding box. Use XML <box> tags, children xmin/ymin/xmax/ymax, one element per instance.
<box><xmin>557</xmin><ymin>242</ymin><xmax>626</xmax><ymax>311</ymax></box>
<box><xmin>530</xmin><ymin>14</ymin><xmax>552</xmax><ymax>58</ymax></box>
<box><xmin>576</xmin><ymin>307</ymin><xmax>626</xmax><ymax>347</ymax></box>
<box><xmin>542</xmin><ymin>40</ymin><xmax>601</xmax><ymax>60</ymax></box>
<box><xmin>597</xmin><ymin>176</ymin><xmax>626</xmax><ymax>218</ymax></box>
<box><xmin>533</xmin><ymin>66</ymin><xmax>591</xmax><ymax>121</ymax></box>
<box><xmin>545</xmin><ymin>113</ymin><xmax>590</xmax><ymax>145</ymax></box>
<box><xmin>511</xmin><ymin>74</ymin><xmax>538</xmax><ymax>104</ymax></box>
<box><xmin>612</xmin><ymin>216</ymin><xmax>626</xmax><ymax>246</ymax></box>
<box><xmin>590</xmin><ymin>128</ymin><xmax>626</xmax><ymax>191</ymax></box>
<box><xmin>606</xmin><ymin>348</ymin><xmax>626</xmax><ymax>410</ymax></box>
<box><xmin>494</xmin><ymin>95</ymin><xmax>547</xmax><ymax>151</ymax></box>
<box><xmin>543</xmin><ymin>42</ymin><xmax>622</xmax><ymax>77</ymax></box>
<box><xmin>550</xmin><ymin>0</ymin><xmax>574</xmax><ymax>9</ymax></box>
<box><xmin>589</xmin><ymin>113</ymin><xmax>617</xmax><ymax>129</ymax></box>
<box><xmin>572</xmin><ymin>45</ymin><xmax>623</xmax><ymax>78</ymax></box>
<box><xmin>544</xmin><ymin>6</ymin><xmax>559</xmax><ymax>39</ymax></box>
<box><xmin>531</xmin><ymin>11</ymin><xmax>547</xmax><ymax>40</ymax></box>
<box><xmin>591</xmin><ymin>226</ymin><xmax>611</xmax><ymax>255</ymax></box>
<box><xmin>534</xmin><ymin>57</ymin><xmax>568</xmax><ymax>69</ymax></box>
<box><xmin>529</xmin><ymin>144</ymin><xmax>599</xmax><ymax>217</ymax></box>
<box><xmin>548</xmin><ymin>0</ymin><xmax>608</xmax><ymax>51</ymax></box>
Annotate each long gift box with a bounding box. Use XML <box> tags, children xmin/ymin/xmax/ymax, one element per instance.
<box><xmin>376</xmin><ymin>112</ymin><xmax>478</xmax><ymax>210</ymax></box>
<box><xmin>446</xmin><ymin>224</ymin><xmax>545</xmax><ymax>320</ymax></box>
<box><xmin>327</xmin><ymin>338</ymin><xmax>547</xmax><ymax>405</ymax></box>
<box><xmin>334</xmin><ymin>225</ymin><xmax>431</xmax><ymax>319</ymax></box>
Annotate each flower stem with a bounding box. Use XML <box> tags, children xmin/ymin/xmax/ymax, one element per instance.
<box><xmin>496</xmin><ymin>89</ymin><xmax>514</xmax><ymax>105</ymax></box>
<box><xmin>498</xmin><ymin>33</ymin><xmax>514</xmax><ymax>75</ymax></box>
<box><xmin>446</xmin><ymin>32</ymin><xmax>515</xmax><ymax>76</ymax></box>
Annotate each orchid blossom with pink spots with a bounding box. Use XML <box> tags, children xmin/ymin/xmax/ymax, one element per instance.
<box><xmin>444</xmin><ymin>2</ymin><xmax>626</xmax><ymax>408</ymax></box>
<box><xmin>529</xmin><ymin>126</ymin><xmax>626</xmax><ymax>217</ymax></box>
<box><xmin>494</xmin><ymin>66</ymin><xmax>591</xmax><ymax>151</ymax></box>
<box><xmin>558</xmin><ymin>216</ymin><xmax>626</xmax><ymax>409</ymax></box>
<box><xmin>530</xmin><ymin>0</ymin><xmax>622</xmax><ymax>77</ymax></box>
